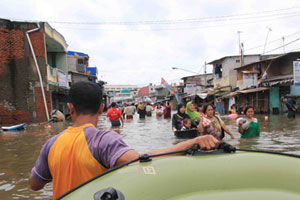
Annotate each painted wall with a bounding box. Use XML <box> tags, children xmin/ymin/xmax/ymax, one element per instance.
<box><xmin>269</xmin><ymin>87</ymin><xmax>280</xmax><ymax>114</ymax></box>
<box><xmin>290</xmin><ymin>85</ymin><xmax>300</xmax><ymax>96</ymax></box>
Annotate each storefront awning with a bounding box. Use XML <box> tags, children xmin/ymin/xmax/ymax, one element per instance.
<box><xmin>197</xmin><ymin>93</ymin><xmax>208</xmax><ymax>99</ymax></box>
<box><xmin>242</xmin><ymin>70</ymin><xmax>259</xmax><ymax>74</ymax></box>
<box><xmin>237</xmin><ymin>87</ymin><xmax>271</xmax><ymax>94</ymax></box>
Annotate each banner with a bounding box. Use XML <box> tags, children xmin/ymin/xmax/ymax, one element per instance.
<box><xmin>161</xmin><ymin>78</ymin><xmax>182</xmax><ymax>103</ymax></box>
<box><xmin>185</xmin><ymin>84</ymin><xmax>196</xmax><ymax>94</ymax></box>
<box><xmin>57</xmin><ymin>69</ymin><xmax>69</xmax><ymax>88</ymax></box>
<box><xmin>293</xmin><ymin>61</ymin><xmax>300</xmax><ymax>86</ymax></box>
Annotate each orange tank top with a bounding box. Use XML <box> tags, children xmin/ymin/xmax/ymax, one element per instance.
<box><xmin>48</xmin><ymin>124</ymin><xmax>107</xmax><ymax>199</ymax></box>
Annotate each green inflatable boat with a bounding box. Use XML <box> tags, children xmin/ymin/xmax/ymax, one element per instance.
<box><xmin>59</xmin><ymin>143</ymin><xmax>300</xmax><ymax>200</ymax></box>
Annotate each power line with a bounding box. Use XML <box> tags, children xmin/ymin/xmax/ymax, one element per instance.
<box><xmin>10</xmin><ymin>7</ymin><xmax>300</xmax><ymax>26</ymax></box>
<box><xmin>51</xmin><ymin>12</ymin><xmax>300</xmax><ymax>32</ymax></box>
<box><xmin>245</xmin><ymin>30</ymin><xmax>300</xmax><ymax>51</ymax></box>
<box><xmin>51</xmin><ymin>9</ymin><xmax>300</xmax><ymax>25</ymax></box>
<box><xmin>262</xmin><ymin>36</ymin><xmax>300</xmax><ymax>54</ymax></box>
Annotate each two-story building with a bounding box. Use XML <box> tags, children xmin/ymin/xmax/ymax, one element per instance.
<box><xmin>67</xmin><ymin>51</ymin><xmax>97</xmax><ymax>85</ymax></box>
<box><xmin>0</xmin><ymin>19</ymin><xmax>69</xmax><ymax>125</ymax></box>
<box><xmin>235</xmin><ymin>51</ymin><xmax>300</xmax><ymax>114</ymax></box>
<box><xmin>209</xmin><ymin>55</ymin><xmax>261</xmax><ymax>90</ymax></box>
<box><xmin>208</xmin><ymin>55</ymin><xmax>262</xmax><ymax>113</ymax></box>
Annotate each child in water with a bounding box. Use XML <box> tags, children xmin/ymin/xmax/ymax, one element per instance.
<box><xmin>181</xmin><ymin>118</ymin><xmax>192</xmax><ymax>131</ymax></box>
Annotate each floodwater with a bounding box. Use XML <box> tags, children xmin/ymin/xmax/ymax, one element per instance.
<box><xmin>0</xmin><ymin>113</ymin><xmax>300</xmax><ymax>199</ymax></box>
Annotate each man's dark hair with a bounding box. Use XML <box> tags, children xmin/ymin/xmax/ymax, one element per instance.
<box><xmin>111</xmin><ymin>102</ymin><xmax>117</xmax><ymax>107</ymax></box>
<box><xmin>69</xmin><ymin>81</ymin><xmax>103</xmax><ymax>115</ymax></box>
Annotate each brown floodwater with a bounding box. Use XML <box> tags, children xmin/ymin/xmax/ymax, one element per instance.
<box><xmin>0</xmin><ymin>113</ymin><xmax>299</xmax><ymax>199</ymax></box>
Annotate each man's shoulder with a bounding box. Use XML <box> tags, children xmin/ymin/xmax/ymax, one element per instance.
<box><xmin>84</xmin><ymin>126</ymin><xmax>120</xmax><ymax>140</ymax></box>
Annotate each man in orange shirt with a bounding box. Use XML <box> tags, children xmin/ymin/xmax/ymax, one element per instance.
<box><xmin>107</xmin><ymin>102</ymin><xmax>124</xmax><ymax>127</ymax></box>
<box><xmin>29</xmin><ymin>81</ymin><xmax>218</xmax><ymax>199</ymax></box>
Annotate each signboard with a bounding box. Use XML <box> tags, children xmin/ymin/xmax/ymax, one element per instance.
<box><xmin>185</xmin><ymin>84</ymin><xmax>196</xmax><ymax>94</ymax></box>
<box><xmin>293</xmin><ymin>61</ymin><xmax>300</xmax><ymax>86</ymax></box>
<box><xmin>57</xmin><ymin>69</ymin><xmax>69</xmax><ymax>88</ymax></box>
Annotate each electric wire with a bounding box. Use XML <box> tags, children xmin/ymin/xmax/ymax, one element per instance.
<box><xmin>262</xmin><ymin>36</ymin><xmax>300</xmax><ymax>54</ymax></box>
<box><xmin>11</xmin><ymin>7</ymin><xmax>300</xmax><ymax>26</ymax></box>
<box><xmin>245</xmin><ymin>30</ymin><xmax>300</xmax><ymax>52</ymax></box>
<box><xmin>50</xmin><ymin>12</ymin><xmax>300</xmax><ymax>32</ymax></box>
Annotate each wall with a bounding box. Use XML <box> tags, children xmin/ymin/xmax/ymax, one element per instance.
<box><xmin>290</xmin><ymin>85</ymin><xmax>300</xmax><ymax>96</ymax></box>
<box><xmin>0</xmin><ymin>20</ymin><xmax>50</xmax><ymax>125</ymax></box>
<box><xmin>56</xmin><ymin>52</ymin><xmax>67</xmax><ymax>73</ymax></box>
<box><xmin>70</xmin><ymin>73</ymin><xmax>89</xmax><ymax>83</ymax></box>
<box><xmin>213</xmin><ymin>55</ymin><xmax>260</xmax><ymax>88</ymax></box>
<box><xmin>67</xmin><ymin>55</ymin><xmax>77</xmax><ymax>72</ymax></box>
<box><xmin>266</xmin><ymin>54</ymin><xmax>300</xmax><ymax>78</ymax></box>
<box><xmin>269</xmin><ymin>87</ymin><xmax>280</xmax><ymax>114</ymax></box>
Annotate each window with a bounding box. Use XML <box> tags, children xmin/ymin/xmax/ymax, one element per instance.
<box><xmin>236</xmin><ymin>59</ymin><xmax>240</xmax><ymax>63</ymax></box>
<box><xmin>78</xmin><ymin>59</ymin><xmax>84</xmax><ymax>64</ymax></box>
<box><xmin>215</xmin><ymin>64</ymin><xmax>222</xmax><ymax>79</ymax></box>
<box><xmin>51</xmin><ymin>53</ymin><xmax>57</xmax><ymax>68</ymax></box>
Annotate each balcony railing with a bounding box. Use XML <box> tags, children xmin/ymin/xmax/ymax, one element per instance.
<box><xmin>47</xmin><ymin>65</ymin><xmax>58</xmax><ymax>86</ymax></box>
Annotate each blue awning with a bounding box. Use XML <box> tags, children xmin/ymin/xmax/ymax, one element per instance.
<box><xmin>67</xmin><ymin>51</ymin><xmax>88</xmax><ymax>57</ymax></box>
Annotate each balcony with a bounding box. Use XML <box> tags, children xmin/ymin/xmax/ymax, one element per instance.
<box><xmin>47</xmin><ymin>65</ymin><xmax>69</xmax><ymax>89</ymax></box>
<box><xmin>47</xmin><ymin>65</ymin><xmax>58</xmax><ymax>86</ymax></box>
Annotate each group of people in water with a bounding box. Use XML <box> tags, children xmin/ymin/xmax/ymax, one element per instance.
<box><xmin>106</xmin><ymin>101</ymin><xmax>173</xmax><ymax>126</ymax></box>
<box><xmin>107</xmin><ymin>99</ymin><xmax>261</xmax><ymax>140</ymax></box>
<box><xmin>172</xmin><ymin>102</ymin><xmax>260</xmax><ymax>140</ymax></box>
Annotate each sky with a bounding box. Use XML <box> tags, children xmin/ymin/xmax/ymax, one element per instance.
<box><xmin>1</xmin><ymin>0</ymin><xmax>300</xmax><ymax>86</ymax></box>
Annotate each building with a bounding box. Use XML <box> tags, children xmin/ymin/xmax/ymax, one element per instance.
<box><xmin>154</xmin><ymin>85</ymin><xmax>170</xmax><ymax>103</ymax></box>
<box><xmin>207</xmin><ymin>55</ymin><xmax>263</xmax><ymax>113</ymax></box>
<box><xmin>105</xmin><ymin>85</ymin><xmax>138</xmax><ymax>104</ymax></box>
<box><xmin>180</xmin><ymin>74</ymin><xmax>214</xmax><ymax>104</ymax></box>
<box><xmin>235</xmin><ymin>51</ymin><xmax>300</xmax><ymax>114</ymax></box>
<box><xmin>137</xmin><ymin>85</ymin><xmax>150</xmax><ymax>101</ymax></box>
<box><xmin>208</xmin><ymin>55</ymin><xmax>261</xmax><ymax>90</ymax></box>
<box><xmin>0</xmin><ymin>19</ymin><xmax>69</xmax><ymax>125</ymax></box>
<box><xmin>67</xmin><ymin>51</ymin><xmax>97</xmax><ymax>85</ymax></box>
<box><xmin>110</xmin><ymin>88</ymin><xmax>134</xmax><ymax>104</ymax></box>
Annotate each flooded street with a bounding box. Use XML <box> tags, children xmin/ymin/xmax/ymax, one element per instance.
<box><xmin>0</xmin><ymin>113</ymin><xmax>300</xmax><ymax>199</ymax></box>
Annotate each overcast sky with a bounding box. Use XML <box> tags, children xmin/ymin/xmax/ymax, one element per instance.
<box><xmin>1</xmin><ymin>0</ymin><xmax>300</xmax><ymax>86</ymax></box>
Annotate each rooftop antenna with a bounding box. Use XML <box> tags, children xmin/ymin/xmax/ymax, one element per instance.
<box><xmin>282</xmin><ymin>36</ymin><xmax>285</xmax><ymax>54</ymax></box>
<box><xmin>263</xmin><ymin>26</ymin><xmax>272</xmax><ymax>54</ymax></box>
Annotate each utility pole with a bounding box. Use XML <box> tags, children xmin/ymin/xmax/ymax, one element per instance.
<box><xmin>282</xmin><ymin>36</ymin><xmax>285</xmax><ymax>54</ymax></box>
<box><xmin>204</xmin><ymin>61</ymin><xmax>207</xmax><ymax>89</ymax></box>
<box><xmin>237</xmin><ymin>31</ymin><xmax>243</xmax><ymax>67</ymax></box>
<box><xmin>241</xmin><ymin>42</ymin><xmax>244</xmax><ymax>66</ymax></box>
<box><xmin>263</xmin><ymin>27</ymin><xmax>272</xmax><ymax>54</ymax></box>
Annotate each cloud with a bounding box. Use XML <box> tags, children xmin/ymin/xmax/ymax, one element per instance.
<box><xmin>1</xmin><ymin>0</ymin><xmax>300</xmax><ymax>85</ymax></box>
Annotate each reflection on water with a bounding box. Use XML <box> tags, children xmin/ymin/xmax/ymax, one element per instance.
<box><xmin>0</xmin><ymin>113</ymin><xmax>299</xmax><ymax>199</ymax></box>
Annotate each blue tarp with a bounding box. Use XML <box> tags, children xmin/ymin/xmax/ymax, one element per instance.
<box><xmin>87</xmin><ymin>67</ymin><xmax>97</xmax><ymax>76</ymax></box>
<box><xmin>67</xmin><ymin>51</ymin><xmax>87</xmax><ymax>57</ymax></box>
<box><xmin>87</xmin><ymin>67</ymin><xmax>97</xmax><ymax>83</ymax></box>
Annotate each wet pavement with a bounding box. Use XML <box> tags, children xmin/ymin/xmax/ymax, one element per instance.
<box><xmin>0</xmin><ymin>113</ymin><xmax>299</xmax><ymax>199</ymax></box>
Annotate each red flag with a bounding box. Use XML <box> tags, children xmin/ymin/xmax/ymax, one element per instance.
<box><xmin>161</xmin><ymin>77</ymin><xmax>165</xmax><ymax>85</ymax></box>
